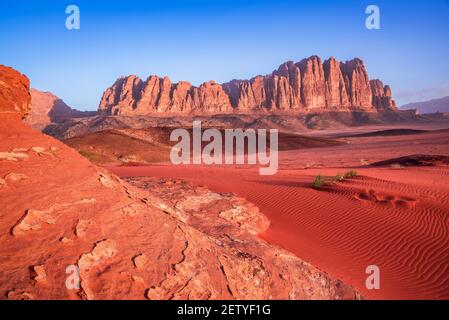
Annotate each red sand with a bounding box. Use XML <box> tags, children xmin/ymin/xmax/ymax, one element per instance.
<box><xmin>108</xmin><ymin>130</ymin><xmax>449</xmax><ymax>300</ymax></box>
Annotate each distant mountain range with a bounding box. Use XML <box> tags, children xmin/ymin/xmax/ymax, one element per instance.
<box><xmin>24</xmin><ymin>89</ymin><xmax>95</xmax><ymax>130</ymax></box>
<box><xmin>99</xmin><ymin>56</ymin><xmax>397</xmax><ymax>116</ymax></box>
<box><xmin>401</xmin><ymin>95</ymin><xmax>449</xmax><ymax>114</ymax></box>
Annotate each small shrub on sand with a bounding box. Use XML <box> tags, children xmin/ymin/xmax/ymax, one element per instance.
<box><xmin>312</xmin><ymin>175</ymin><xmax>327</xmax><ymax>189</ymax></box>
<box><xmin>333</xmin><ymin>173</ymin><xmax>345</xmax><ymax>182</ymax></box>
<box><xmin>344</xmin><ymin>170</ymin><xmax>358</xmax><ymax>179</ymax></box>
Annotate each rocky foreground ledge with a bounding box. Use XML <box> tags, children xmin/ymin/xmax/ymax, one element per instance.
<box><xmin>0</xmin><ymin>64</ymin><xmax>361</xmax><ymax>300</ymax></box>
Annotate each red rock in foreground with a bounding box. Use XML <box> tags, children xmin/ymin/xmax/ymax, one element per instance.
<box><xmin>0</xmin><ymin>65</ymin><xmax>360</xmax><ymax>300</ymax></box>
<box><xmin>0</xmin><ymin>65</ymin><xmax>31</xmax><ymax>118</ymax></box>
<box><xmin>99</xmin><ymin>56</ymin><xmax>397</xmax><ymax>115</ymax></box>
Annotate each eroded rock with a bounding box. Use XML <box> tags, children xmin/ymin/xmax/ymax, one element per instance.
<box><xmin>99</xmin><ymin>56</ymin><xmax>396</xmax><ymax>115</ymax></box>
<box><xmin>75</xmin><ymin>219</ymin><xmax>90</xmax><ymax>237</ymax></box>
<box><xmin>32</xmin><ymin>265</ymin><xmax>47</xmax><ymax>283</ymax></box>
<box><xmin>133</xmin><ymin>254</ymin><xmax>147</xmax><ymax>270</ymax></box>
<box><xmin>0</xmin><ymin>65</ymin><xmax>31</xmax><ymax>117</ymax></box>
<box><xmin>12</xmin><ymin>198</ymin><xmax>96</xmax><ymax>235</ymax></box>
<box><xmin>0</xmin><ymin>152</ymin><xmax>28</xmax><ymax>161</ymax></box>
<box><xmin>98</xmin><ymin>173</ymin><xmax>115</xmax><ymax>188</ymax></box>
<box><xmin>78</xmin><ymin>239</ymin><xmax>118</xmax><ymax>300</ymax></box>
<box><xmin>6</xmin><ymin>289</ymin><xmax>35</xmax><ymax>300</ymax></box>
<box><xmin>4</xmin><ymin>172</ymin><xmax>28</xmax><ymax>182</ymax></box>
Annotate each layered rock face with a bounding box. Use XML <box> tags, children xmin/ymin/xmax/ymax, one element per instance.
<box><xmin>370</xmin><ymin>80</ymin><xmax>396</xmax><ymax>111</ymax></box>
<box><xmin>0</xmin><ymin>65</ymin><xmax>31</xmax><ymax>118</ymax></box>
<box><xmin>99</xmin><ymin>56</ymin><xmax>396</xmax><ymax>115</ymax></box>
<box><xmin>100</xmin><ymin>76</ymin><xmax>232</xmax><ymax>115</ymax></box>
<box><xmin>1</xmin><ymin>65</ymin><xmax>360</xmax><ymax>300</ymax></box>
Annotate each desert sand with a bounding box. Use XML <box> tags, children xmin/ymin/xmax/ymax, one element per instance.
<box><xmin>108</xmin><ymin>127</ymin><xmax>449</xmax><ymax>300</ymax></box>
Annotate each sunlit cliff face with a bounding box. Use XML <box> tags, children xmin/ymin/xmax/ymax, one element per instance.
<box><xmin>0</xmin><ymin>65</ymin><xmax>31</xmax><ymax>118</ymax></box>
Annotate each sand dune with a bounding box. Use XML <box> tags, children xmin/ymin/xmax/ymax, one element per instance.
<box><xmin>64</xmin><ymin>127</ymin><xmax>343</xmax><ymax>166</ymax></box>
<box><xmin>109</xmin><ymin>165</ymin><xmax>449</xmax><ymax>300</ymax></box>
<box><xmin>370</xmin><ymin>154</ymin><xmax>449</xmax><ymax>167</ymax></box>
<box><xmin>344</xmin><ymin>128</ymin><xmax>428</xmax><ymax>138</ymax></box>
<box><xmin>107</xmin><ymin>127</ymin><xmax>449</xmax><ymax>300</ymax></box>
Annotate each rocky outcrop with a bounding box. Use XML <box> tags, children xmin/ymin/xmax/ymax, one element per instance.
<box><xmin>1</xmin><ymin>64</ymin><xmax>361</xmax><ymax>300</ymax></box>
<box><xmin>0</xmin><ymin>65</ymin><xmax>31</xmax><ymax>118</ymax></box>
<box><xmin>370</xmin><ymin>79</ymin><xmax>396</xmax><ymax>111</ymax></box>
<box><xmin>324</xmin><ymin>58</ymin><xmax>350</xmax><ymax>108</ymax></box>
<box><xmin>101</xmin><ymin>76</ymin><xmax>232</xmax><ymax>115</ymax></box>
<box><xmin>226</xmin><ymin>57</ymin><xmax>396</xmax><ymax>112</ymax></box>
<box><xmin>340</xmin><ymin>58</ymin><xmax>373</xmax><ymax>108</ymax></box>
<box><xmin>99</xmin><ymin>56</ymin><xmax>397</xmax><ymax>115</ymax></box>
<box><xmin>24</xmin><ymin>89</ymin><xmax>96</xmax><ymax>131</ymax></box>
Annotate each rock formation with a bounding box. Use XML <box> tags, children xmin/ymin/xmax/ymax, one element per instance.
<box><xmin>0</xmin><ymin>64</ymin><xmax>360</xmax><ymax>300</ymax></box>
<box><xmin>370</xmin><ymin>80</ymin><xmax>396</xmax><ymax>112</ymax></box>
<box><xmin>99</xmin><ymin>56</ymin><xmax>397</xmax><ymax>115</ymax></box>
<box><xmin>0</xmin><ymin>65</ymin><xmax>31</xmax><ymax>118</ymax></box>
<box><xmin>24</xmin><ymin>89</ymin><xmax>95</xmax><ymax>131</ymax></box>
<box><xmin>100</xmin><ymin>75</ymin><xmax>233</xmax><ymax>115</ymax></box>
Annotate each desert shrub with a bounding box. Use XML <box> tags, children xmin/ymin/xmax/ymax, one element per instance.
<box><xmin>312</xmin><ymin>175</ymin><xmax>327</xmax><ymax>189</ymax></box>
<box><xmin>344</xmin><ymin>170</ymin><xmax>358</xmax><ymax>179</ymax></box>
<box><xmin>333</xmin><ymin>173</ymin><xmax>345</xmax><ymax>182</ymax></box>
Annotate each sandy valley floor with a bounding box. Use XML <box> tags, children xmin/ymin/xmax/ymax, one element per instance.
<box><xmin>108</xmin><ymin>126</ymin><xmax>449</xmax><ymax>299</ymax></box>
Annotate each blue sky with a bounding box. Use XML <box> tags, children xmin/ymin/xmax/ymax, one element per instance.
<box><xmin>0</xmin><ymin>0</ymin><xmax>448</xmax><ymax>110</ymax></box>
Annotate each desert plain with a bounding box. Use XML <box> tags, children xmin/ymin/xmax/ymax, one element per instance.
<box><xmin>107</xmin><ymin>124</ymin><xmax>449</xmax><ymax>300</ymax></box>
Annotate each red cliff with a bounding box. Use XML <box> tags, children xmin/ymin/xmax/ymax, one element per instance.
<box><xmin>99</xmin><ymin>56</ymin><xmax>397</xmax><ymax>115</ymax></box>
<box><xmin>0</xmin><ymin>65</ymin><xmax>31</xmax><ymax>119</ymax></box>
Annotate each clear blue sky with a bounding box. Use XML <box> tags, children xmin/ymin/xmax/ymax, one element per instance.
<box><xmin>1</xmin><ymin>0</ymin><xmax>448</xmax><ymax>110</ymax></box>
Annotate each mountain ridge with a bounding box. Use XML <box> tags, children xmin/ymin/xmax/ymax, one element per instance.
<box><xmin>24</xmin><ymin>89</ymin><xmax>96</xmax><ymax>130</ymax></box>
<box><xmin>401</xmin><ymin>95</ymin><xmax>449</xmax><ymax>114</ymax></box>
<box><xmin>99</xmin><ymin>56</ymin><xmax>397</xmax><ymax>116</ymax></box>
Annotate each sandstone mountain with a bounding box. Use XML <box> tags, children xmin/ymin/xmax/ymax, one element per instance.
<box><xmin>24</xmin><ymin>89</ymin><xmax>95</xmax><ymax>131</ymax></box>
<box><xmin>0</xmin><ymin>64</ymin><xmax>360</xmax><ymax>299</ymax></box>
<box><xmin>99</xmin><ymin>56</ymin><xmax>397</xmax><ymax>115</ymax></box>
